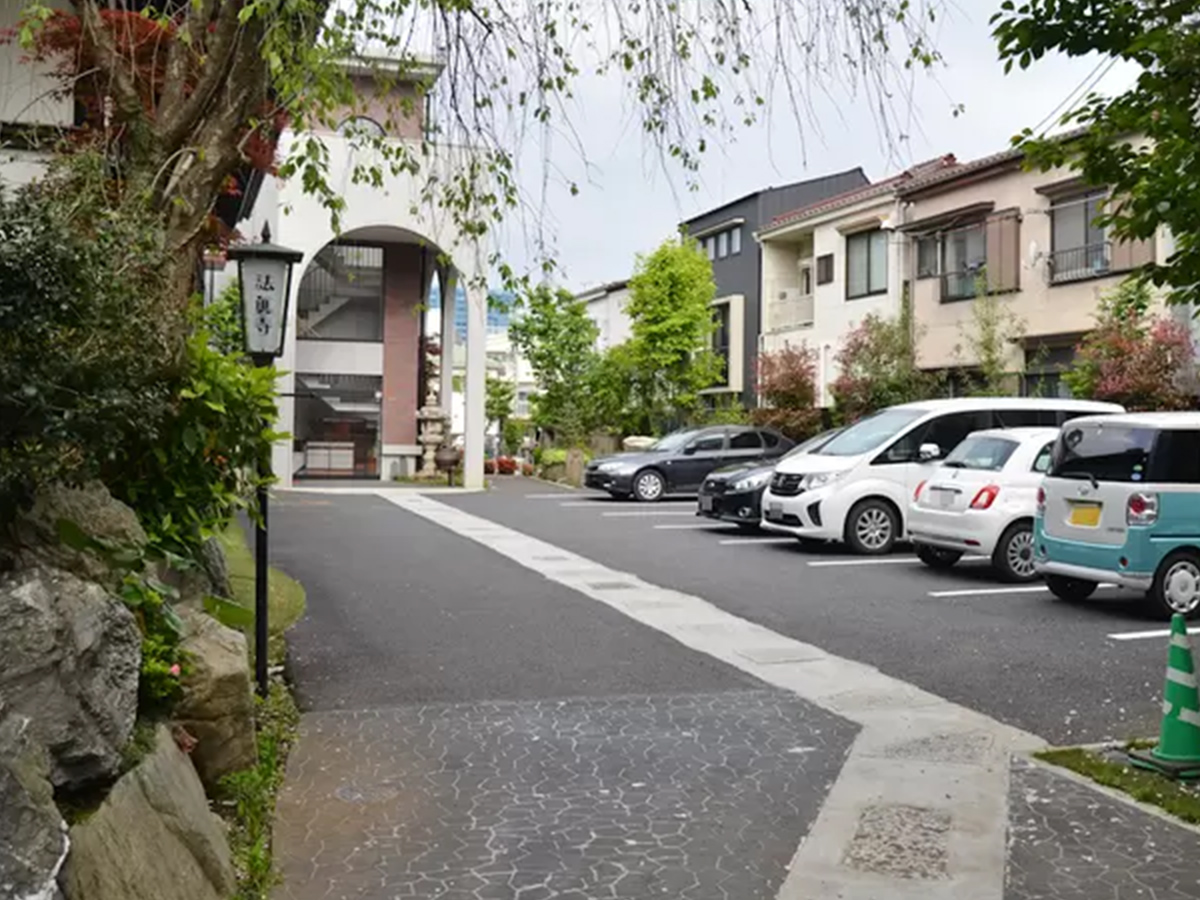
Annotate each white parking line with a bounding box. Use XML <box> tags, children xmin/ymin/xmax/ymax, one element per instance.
<box><xmin>558</xmin><ymin>501</ymin><xmax>607</xmax><ymax>507</ymax></box>
<box><xmin>653</xmin><ymin>523</ymin><xmax>716</xmax><ymax>530</ymax></box>
<box><xmin>524</xmin><ymin>493</ymin><xmax>578</xmax><ymax>499</ymax></box>
<box><xmin>807</xmin><ymin>557</ymin><xmax>921</xmax><ymax>568</ymax></box>
<box><xmin>719</xmin><ymin>537</ymin><xmax>797</xmax><ymax>546</ymax></box>
<box><xmin>1109</xmin><ymin>625</ymin><xmax>1200</xmax><ymax>642</ymax></box>
<box><xmin>930</xmin><ymin>582</ymin><xmax>1117</xmax><ymax>599</ymax></box>
<box><xmin>601</xmin><ymin>510</ymin><xmax>696</xmax><ymax>517</ymax></box>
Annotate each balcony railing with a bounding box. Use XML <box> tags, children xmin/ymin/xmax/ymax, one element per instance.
<box><xmin>768</xmin><ymin>292</ymin><xmax>815</xmax><ymax>331</ymax></box>
<box><xmin>1048</xmin><ymin>242</ymin><xmax>1110</xmax><ymax>284</ymax></box>
<box><xmin>940</xmin><ymin>269</ymin><xmax>983</xmax><ymax>302</ymax></box>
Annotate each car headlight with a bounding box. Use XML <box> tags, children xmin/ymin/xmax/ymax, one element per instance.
<box><xmin>800</xmin><ymin>471</ymin><xmax>844</xmax><ymax>490</ymax></box>
<box><xmin>731</xmin><ymin>471</ymin><xmax>773</xmax><ymax>492</ymax></box>
<box><xmin>599</xmin><ymin>461</ymin><xmax>633</xmax><ymax>473</ymax></box>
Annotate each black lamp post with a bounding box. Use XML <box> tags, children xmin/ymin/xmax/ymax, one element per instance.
<box><xmin>228</xmin><ymin>223</ymin><xmax>303</xmax><ymax>697</ymax></box>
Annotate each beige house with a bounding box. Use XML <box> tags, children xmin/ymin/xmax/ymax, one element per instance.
<box><xmin>896</xmin><ymin>148</ymin><xmax>1164</xmax><ymax>396</ymax></box>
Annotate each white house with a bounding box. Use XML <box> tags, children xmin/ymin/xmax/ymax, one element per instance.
<box><xmin>578</xmin><ymin>279</ymin><xmax>633</xmax><ymax>351</ymax></box>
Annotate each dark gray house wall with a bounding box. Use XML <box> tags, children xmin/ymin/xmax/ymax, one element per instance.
<box><xmin>683</xmin><ymin>167</ymin><xmax>869</xmax><ymax>407</ymax></box>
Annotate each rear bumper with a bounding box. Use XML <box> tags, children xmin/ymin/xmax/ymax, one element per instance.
<box><xmin>1033</xmin><ymin>521</ymin><xmax>1153</xmax><ymax>591</ymax></box>
<box><xmin>907</xmin><ymin>506</ymin><xmax>1002</xmax><ymax>557</ymax></box>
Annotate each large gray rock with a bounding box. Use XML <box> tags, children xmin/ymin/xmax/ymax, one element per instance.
<box><xmin>11</xmin><ymin>482</ymin><xmax>147</xmax><ymax>586</ymax></box>
<box><xmin>174</xmin><ymin>608</ymin><xmax>256</xmax><ymax>788</ymax></box>
<box><xmin>199</xmin><ymin>536</ymin><xmax>233</xmax><ymax>600</ymax></box>
<box><xmin>0</xmin><ymin>568</ymin><xmax>140</xmax><ymax>788</ymax></box>
<box><xmin>0</xmin><ymin>712</ymin><xmax>70</xmax><ymax>900</ymax></box>
<box><xmin>59</xmin><ymin>725</ymin><xmax>235</xmax><ymax>900</ymax></box>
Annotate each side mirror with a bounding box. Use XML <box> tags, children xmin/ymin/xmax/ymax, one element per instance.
<box><xmin>918</xmin><ymin>442</ymin><xmax>942</xmax><ymax>462</ymax></box>
<box><xmin>681</xmin><ymin>444</ymin><xmax>697</xmax><ymax>456</ymax></box>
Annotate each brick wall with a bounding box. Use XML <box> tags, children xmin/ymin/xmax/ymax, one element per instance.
<box><xmin>382</xmin><ymin>244</ymin><xmax>423</xmax><ymax>445</ymax></box>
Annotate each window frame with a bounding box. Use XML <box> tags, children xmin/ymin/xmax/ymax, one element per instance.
<box><xmin>845</xmin><ymin>229</ymin><xmax>888</xmax><ymax>300</ymax></box>
<box><xmin>730</xmin><ymin>227</ymin><xmax>742</xmax><ymax>255</ymax></box>
<box><xmin>728</xmin><ymin>430</ymin><xmax>763</xmax><ymax>450</ymax></box>
<box><xmin>816</xmin><ymin>254</ymin><xmax>835</xmax><ymax>285</ymax></box>
<box><xmin>717</xmin><ymin>231</ymin><xmax>729</xmax><ymax>258</ymax></box>
<box><xmin>687</xmin><ymin>431</ymin><xmax>728</xmax><ymax>454</ymax></box>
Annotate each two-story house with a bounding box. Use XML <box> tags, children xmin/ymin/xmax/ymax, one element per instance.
<box><xmin>682</xmin><ymin>169</ymin><xmax>870</xmax><ymax>408</ymax></box>
<box><xmin>896</xmin><ymin>146</ymin><xmax>1163</xmax><ymax>396</ymax></box>
<box><xmin>756</xmin><ymin>156</ymin><xmax>956</xmax><ymax>406</ymax></box>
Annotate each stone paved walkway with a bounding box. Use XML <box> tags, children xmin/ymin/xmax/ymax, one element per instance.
<box><xmin>274</xmin><ymin>691</ymin><xmax>856</xmax><ymax>900</ymax></box>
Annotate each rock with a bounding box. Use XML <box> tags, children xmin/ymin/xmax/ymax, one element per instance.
<box><xmin>199</xmin><ymin>537</ymin><xmax>233</xmax><ymax>600</ymax></box>
<box><xmin>174</xmin><ymin>609</ymin><xmax>256</xmax><ymax>788</ymax></box>
<box><xmin>159</xmin><ymin>537</ymin><xmax>234</xmax><ymax>609</ymax></box>
<box><xmin>0</xmin><ymin>568</ymin><xmax>140</xmax><ymax>789</ymax></box>
<box><xmin>59</xmin><ymin>725</ymin><xmax>235</xmax><ymax>900</ymax></box>
<box><xmin>12</xmin><ymin>482</ymin><xmax>147</xmax><ymax>586</ymax></box>
<box><xmin>0</xmin><ymin>712</ymin><xmax>70</xmax><ymax>900</ymax></box>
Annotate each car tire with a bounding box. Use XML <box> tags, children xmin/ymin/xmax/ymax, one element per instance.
<box><xmin>993</xmin><ymin>521</ymin><xmax>1037</xmax><ymax>583</ymax></box>
<box><xmin>1045</xmin><ymin>574</ymin><xmax>1098</xmax><ymax>603</ymax></box>
<box><xmin>916</xmin><ymin>545</ymin><xmax>962</xmax><ymax>570</ymax></box>
<box><xmin>632</xmin><ymin>469</ymin><xmax>666</xmax><ymax>503</ymax></box>
<box><xmin>1148</xmin><ymin>550</ymin><xmax>1200</xmax><ymax>619</ymax></box>
<box><xmin>845</xmin><ymin>499</ymin><xmax>899</xmax><ymax>555</ymax></box>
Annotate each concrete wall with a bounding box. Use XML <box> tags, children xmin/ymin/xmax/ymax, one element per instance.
<box><xmin>294</xmin><ymin>340</ymin><xmax>384</xmax><ymax>376</ymax></box>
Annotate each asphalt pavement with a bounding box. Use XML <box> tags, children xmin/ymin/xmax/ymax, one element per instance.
<box><xmin>439</xmin><ymin>478</ymin><xmax>1172</xmax><ymax>745</ymax></box>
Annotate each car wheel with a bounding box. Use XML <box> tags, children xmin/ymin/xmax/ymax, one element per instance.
<box><xmin>1148</xmin><ymin>550</ymin><xmax>1200</xmax><ymax>619</ymax></box>
<box><xmin>632</xmin><ymin>469</ymin><xmax>666</xmax><ymax>503</ymax></box>
<box><xmin>845</xmin><ymin>499</ymin><xmax>898</xmax><ymax>555</ymax></box>
<box><xmin>993</xmin><ymin>521</ymin><xmax>1037</xmax><ymax>583</ymax></box>
<box><xmin>916</xmin><ymin>545</ymin><xmax>962</xmax><ymax>570</ymax></box>
<box><xmin>1045</xmin><ymin>574</ymin><xmax>1097</xmax><ymax>603</ymax></box>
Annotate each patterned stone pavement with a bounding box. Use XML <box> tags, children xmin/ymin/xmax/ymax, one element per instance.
<box><xmin>1006</xmin><ymin>758</ymin><xmax>1200</xmax><ymax>900</ymax></box>
<box><xmin>274</xmin><ymin>689</ymin><xmax>858</xmax><ymax>900</ymax></box>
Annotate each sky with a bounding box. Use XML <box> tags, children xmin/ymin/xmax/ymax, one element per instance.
<box><xmin>489</xmin><ymin>3</ymin><xmax>1136</xmax><ymax>294</ymax></box>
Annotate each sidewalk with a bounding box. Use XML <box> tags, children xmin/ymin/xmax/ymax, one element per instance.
<box><xmin>269</xmin><ymin>487</ymin><xmax>1200</xmax><ymax>899</ymax></box>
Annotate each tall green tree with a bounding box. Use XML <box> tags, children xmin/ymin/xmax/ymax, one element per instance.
<box><xmin>624</xmin><ymin>236</ymin><xmax>721</xmax><ymax>433</ymax></box>
<box><xmin>485</xmin><ymin>376</ymin><xmax>516</xmax><ymax>451</ymax></box>
<box><xmin>991</xmin><ymin>1</ymin><xmax>1199</xmax><ymax>305</ymax></box>
<box><xmin>508</xmin><ymin>286</ymin><xmax>600</xmax><ymax>443</ymax></box>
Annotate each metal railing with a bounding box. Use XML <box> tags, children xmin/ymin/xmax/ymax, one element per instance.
<box><xmin>940</xmin><ymin>269</ymin><xmax>983</xmax><ymax>302</ymax></box>
<box><xmin>1048</xmin><ymin>242</ymin><xmax>1110</xmax><ymax>283</ymax></box>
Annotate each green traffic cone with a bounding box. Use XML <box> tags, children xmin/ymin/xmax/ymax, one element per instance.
<box><xmin>1129</xmin><ymin>614</ymin><xmax>1200</xmax><ymax>778</ymax></box>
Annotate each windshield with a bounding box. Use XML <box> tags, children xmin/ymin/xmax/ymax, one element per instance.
<box><xmin>650</xmin><ymin>430</ymin><xmax>702</xmax><ymax>452</ymax></box>
<box><xmin>814</xmin><ymin>409</ymin><xmax>926</xmax><ymax>457</ymax></box>
<box><xmin>782</xmin><ymin>428</ymin><xmax>841</xmax><ymax>461</ymax></box>
<box><xmin>942</xmin><ymin>435</ymin><xmax>1019</xmax><ymax>472</ymax></box>
<box><xmin>1051</xmin><ymin>423</ymin><xmax>1157</xmax><ymax>483</ymax></box>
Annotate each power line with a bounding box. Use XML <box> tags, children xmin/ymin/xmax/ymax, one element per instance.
<box><xmin>1031</xmin><ymin>57</ymin><xmax>1117</xmax><ymax>137</ymax></box>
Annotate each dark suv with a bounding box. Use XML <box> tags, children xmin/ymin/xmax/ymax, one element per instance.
<box><xmin>585</xmin><ymin>426</ymin><xmax>793</xmax><ymax>502</ymax></box>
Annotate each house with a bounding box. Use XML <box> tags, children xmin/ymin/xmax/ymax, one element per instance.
<box><xmin>1</xmin><ymin>33</ymin><xmax>493</xmax><ymax>487</ymax></box>
<box><xmin>895</xmin><ymin>144</ymin><xmax>1165</xmax><ymax>396</ymax></box>
<box><xmin>578</xmin><ymin>279</ymin><xmax>633</xmax><ymax>351</ymax></box>
<box><xmin>682</xmin><ymin>169</ymin><xmax>870</xmax><ymax>408</ymax></box>
<box><xmin>756</xmin><ymin>157</ymin><xmax>957</xmax><ymax>405</ymax></box>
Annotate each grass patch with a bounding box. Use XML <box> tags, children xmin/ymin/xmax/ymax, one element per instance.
<box><xmin>215</xmin><ymin>521</ymin><xmax>306</xmax><ymax>664</ymax></box>
<box><xmin>1036</xmin><ymin>746</ymin><xmax>1200</xmax><ymax>825</ymax></box>
<box><xmin>215</xmin><ymin>680</ymin><xmax>300</xmax><ymax>900</ymax></box>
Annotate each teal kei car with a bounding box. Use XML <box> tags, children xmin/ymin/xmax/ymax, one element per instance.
<box><xmin>1035</xmin><ymin>412</ymin><xmax>1200</xmax><ymax>618</ymax></box>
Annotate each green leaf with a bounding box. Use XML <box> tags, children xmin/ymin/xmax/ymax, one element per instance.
<box><xmin>204</xmin><ymin>595</ymin><xmax>255</xmax><ymax>630</ymax></box>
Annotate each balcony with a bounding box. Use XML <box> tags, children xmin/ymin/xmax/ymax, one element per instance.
<box><xmin>1048</xmin><ymin>242</ymin><xmax>1110</xmax><ymax>284</ymax></box>
<box><xmin>768</xmin><ymin>291</ymin><xmax>815</xmax><ymax>332</ymax></box>
<box><xmin>940</xmin><ymin>269</ymin><xmax>983</xmax><ymax>303</ymax></box>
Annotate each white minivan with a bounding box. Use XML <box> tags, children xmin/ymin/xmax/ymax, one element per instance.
<box><xmin>760</xmin><ymin>397</ymin><xmax>1124</xmax><ymax>554</ymax></box>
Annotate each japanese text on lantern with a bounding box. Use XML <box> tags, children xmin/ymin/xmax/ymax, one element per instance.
<box><xmin>253</xmin><ymin>271</ymin><xmax>276</xmax><ymax>336</ymax></box>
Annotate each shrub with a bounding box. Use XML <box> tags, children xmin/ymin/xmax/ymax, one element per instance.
<box><xmin>830</xmin><ymin>306</ymin><xmax>940</xmax><ymax>422</ymax></box>
<box><xmin>496</xmin><ymin>456</ymin><xmax>517</xmax><ymax>475</ymax></box>
<box><xmin>483</xmin><ymin>459</ymin><xmax>497</xmax><ymax>475</ymax></box>
<box><xmin>521</xmin><ymin>462</ymin><xmax>534</xmax><ymax>477</ymax></box>
<box><xmin>0</xmin><ymin>158</ymin><xmax>178</xmax><ymax>523</ymax></box>
<box><xmin>1063</xmin><ymin>281</ymin><xmax>1195</xmax><ymax>410</ymax></box>
<box><xmin>753</xmin><ymin>345</ymin><xmax>824</xmax><ymax>440</ymax></box>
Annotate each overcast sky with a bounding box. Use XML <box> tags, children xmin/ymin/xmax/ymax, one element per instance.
<box><xmin>491</xmin><ymin>4</ymin><xmax>1135</xmax><ymax>294</ymax></box>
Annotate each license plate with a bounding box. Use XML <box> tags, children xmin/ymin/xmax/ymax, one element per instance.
<box><xmin>934</xmin><ymin>488</ymin><xmax>956</xmax><ymax>508</ymax></box>
<box><xmin>699</xmin><ymin>495</ymin><xmax>713</xmax><ymax>512</ymax></box>
<box><xmin>1069</xmin><ymin>502</ymin><xmax>1101</xmax><ymax>527</ymax></box>
<box><xmin>768</xmin><ymin>502</ymin><xmax>782</xmax><ymax>518</ymax></box>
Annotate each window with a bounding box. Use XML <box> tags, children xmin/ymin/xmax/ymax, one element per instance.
<box><xmin>880</xmin><ymin>411</ymin><xmax>991</xmax><ymax>464</ymax></box>
<box><xmin>1050</xmin><ymin>191</ymin><xmax>1107</xmax><ymax>283</ymax></box>
<box><xmin>296</xmin><ymin>243</ymin><xmax>384</xmax><ymax>340</ymax></box>
<box><xmin>816</xmin><ymin>254</ymin><xmax>834</xmax><ymax>285</ymax></box>
<box><xmin>762</xmin><ymin>431</ymin><xmax>780</xmax><ymax>448</ymax></box>
<box><xmin>941</xmin><ymin>222</ymin><xmax>987</xmax><ymax>301</ymax></box>
<box><xmin>1032</xmin><ymin>442</ymin><xmax>1054</xmax><ymax>474</ymax></box>
<box><xmin>295</xmin><ymin>373</ymin><xmax>382</xmax><ymax>477</ymax></box>
<box><xmin>712</xmin><ymin>304</ymin><xmax>731</xmax><ymax>385</ymax></box>
<box><xmin>730</xmin><ymin>227</ymin><xmax>742</xmax><ymax>254</ymax></box>
<box><xmin>717</xmin><ymin>231</ymin><xmax>729</xmax><ymax>258</ymax></box>
<box><xmin>1052</xmin><ymin>423</ymin><xmax>1157</xmax><ymax>483</ymax></box>
<box><xmin>516</xmin><ymin>390</ymin><xmax>530</xmax><ymax>418</ymax></box>
<box><xmin>689</xmin><ymin>433</ymin><xmax>726</xmax><ymax>453</ymax></box>
<box><xmin>815</xmin><ymin>408</ymin><xmax>925</xmax><ymax>457</ymax></box>
<box><xmin>1155</xmin><ymin>431</ymin><xmax>1200</xmax><ymax>483</ymax></box>
<box><xmin>916</xmin><ymin>236</ymin><xmax>939</xmax><ymax>278</ymax></box>
<box><xmin>992</xmin><ymin>409</ymin><xmax>1060</xmax><ymax>428</ymax></box>
<box><xmin>800</xmin><ymin>265</ymin><xmax>813</xmax><ymax>295</ymax></box>
<box><xmin>846</xmin><ymin>229</ymin><xmax>888</xmax><ymax>299</ymax></box>
<box><xmin>705</xmin><ymin>237</ymin><xmax>716</xmax><ymax>260</ymax></box>
<box><xmin>729</xmin><ymin>431</ymin><xmax>762</xmax><ymax>450</ymax></box>
<box><xmin>942</xmin><ymin>435</ymin><xmax>1020</xmax><ymax>471</ymax></box>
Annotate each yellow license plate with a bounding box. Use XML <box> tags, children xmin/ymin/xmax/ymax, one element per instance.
<box><xmin>1069</xmin><ymin>503</ymin><xmax>1101</xmax><ymax>527</ymax></box>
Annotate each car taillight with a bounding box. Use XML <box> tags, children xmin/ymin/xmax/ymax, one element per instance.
<box><xmin>914</xmin><ymin>480</ymin><xmax>927</xmax><ymax>502</ymax></box>
<box><xmin>1036</xmin><ymin>486</ymin><xmax>1045</xmax><ymax>516</ymax></box>
<box><xmin>1127</xmin><ymin>492</ymin><xmax>1159</xmax><ymax>526</ymax></box>
<box><xmin>970</xmin><ymin>485</ymin><xmax>1000</xmax><ymax>510</ymax></box>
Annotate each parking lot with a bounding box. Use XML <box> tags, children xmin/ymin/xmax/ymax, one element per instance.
<box><xmin>441</xmin><ymin>477</ymin><xmax>1179</xmax><ymax>745</ymax></box>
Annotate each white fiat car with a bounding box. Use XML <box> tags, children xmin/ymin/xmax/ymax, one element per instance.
<box><xmin>908</xmin><ymin>427</ymin><xmax>1060</xmax><ymax>582</ymax></box>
